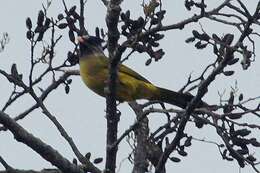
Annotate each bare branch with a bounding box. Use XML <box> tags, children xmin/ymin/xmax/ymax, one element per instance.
<box><xmin>105</xmin><ymin>0</ymin><xmax>123</xmax><ymax>173</ymax></box>
<box><xmin>100</xmin><ymin>0</ymin><xmax>108</xmax><ymax>7</ymax></box>
<box><xmin>0</xmin><ymin>70</ymin><xmax>79</xmax><ymax>131</ymax></box>
<box><xmin>0</xmin><ymin>156</ymin><xmax>12</xmax><ymax>170</ymax></box>
<box><xmin>0</xmin><ymin>111</ymin><xmax>84</xmax><ymax>173</ymax></box>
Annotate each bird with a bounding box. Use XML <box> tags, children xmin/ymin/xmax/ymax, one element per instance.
<box><xmin>78</xmin><ymin>35</ymin><xmax>205</xmax><ymax>109</ymax></box>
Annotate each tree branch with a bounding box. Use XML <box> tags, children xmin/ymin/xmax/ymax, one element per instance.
<box><xmin>104</xmin><ymin>0</ymin><xmax>122</xmax><ymax>173</ymax></box>
<box><xmin>129</xmin><ymin>102</ymin><xmax>150</xmax><ymax>173</ymax></box>
<box><xmin>0</xmin><ymin>111</ymin><xmax>84</xmax><ymax>173</ymax></box>
<box><xmin>155</xmin><ymin>4</ymin><xmax>260</xmax><ymax>169</ymax></box>
<box><xmin>0</xmin><ymin>70</ymin><xmax>79</xmax><ymax>131</ymax></box>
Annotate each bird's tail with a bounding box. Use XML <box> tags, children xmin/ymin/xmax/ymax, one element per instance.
<box><xmin>152</xmin><ymin>87</ymin><xmax>205</xmax><ymax>109</ymax></box>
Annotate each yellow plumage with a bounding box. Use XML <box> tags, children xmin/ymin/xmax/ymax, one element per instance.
<box><xmin>78</xmin><ymin>35</ymin><xmax>205</xmax><ymax>108</ymax></box>
<box><xmin>79</xmin><ymin>53</ymin><xmax>159</xmax><ymax>102</ymax></box>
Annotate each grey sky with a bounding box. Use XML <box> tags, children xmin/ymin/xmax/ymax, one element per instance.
<box><xmin>0</xmin><ymin>0</ymin><xmax>259</xmax><ymax>173</ymax></box>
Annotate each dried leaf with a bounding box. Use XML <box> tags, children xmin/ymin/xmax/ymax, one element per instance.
<box><xmin>169</xmin><ymin>157</ymin><xmax>181</xmax><ymax>162</ymax></box>
<box><xmin>58</xmin><ymin>23</ymin><xmax>68</xmax><ymax>29</ymax></box>
<box><xmin>223</xmin><ymin>71</ymin><xmax>234</xmax><ymax>76</ymax></box>
<box><xmin>93</xmin><ymin>157</ymin><xmax>103</xmax><ymax>164</ymax></box>
<box><xmin>145</xmin><ymin>58</ymin><xmax>152</xmax><ymax>66</ymax></box>
<box><xmin>69</xmin><ymin>29</ymin><xmax>75</xmax><ymax>43</ymax></box>
<box><xmin>228</xmin><ymin>58</ymin><xmax>239</xmax><ymax>65</ymax></box>
<box><xmin>26</xmin><ymin>17</ymin><xmax>32</xmax><ymax>30</ymax></box>
<box><xmin>57</xmin><ymin>14</ymin><xmax>64</xmax><ymax>20</ymax></box>
<box><xmin>37</xmin><ymin>10</ymin><xmax>45</xmax><ymax>26</ymax></box>
<box><xmin>222</xmin><ymin>33</ymin><xmax>234</xmax><ymax>45</ymax></box>
<box><xmin>185</xmin><ymin>37</ymin><xmax>195</xmax><ymax>43</ymax></box>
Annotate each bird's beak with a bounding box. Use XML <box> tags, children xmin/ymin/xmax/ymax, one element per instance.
<box><xmin>76</xmin><ymin>35</ymin><xmax>89</xmax><ymax>44</ymax></box>
<box><xmin>77</xmin><ymin>36</ymin><xmax>84</xmax><ymax>44</ymax></box>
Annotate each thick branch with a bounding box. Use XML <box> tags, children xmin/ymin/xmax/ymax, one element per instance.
<box><xmin>0</xmin><ymin>169</ymin><xmax>61</xmax><ymax>173</ymax></box>
<box><xmin>129</xmin><ymin>102</ymin><xmax>149</xmax><ymax>173</ymax></box>
<box><xmin>104</xmin><ymin>0</ymin><xmax>122</xmax><ymax>173</ymax></box>
<box><xmin>0</xmin><ymin>111</ymin><xmax>83</xmax><ymax>173</ymax></box>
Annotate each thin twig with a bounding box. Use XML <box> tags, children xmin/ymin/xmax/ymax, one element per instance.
<box><xmin>0</xmin><ymin>156</ymin><xmax>12</xmax><ymax>170</ymax></box>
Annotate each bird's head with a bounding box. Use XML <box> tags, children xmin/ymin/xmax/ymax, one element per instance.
<box><xmin>77</xmin><ymin>35</ymin><xmax>104</xmax><ymax>58</ymax></box>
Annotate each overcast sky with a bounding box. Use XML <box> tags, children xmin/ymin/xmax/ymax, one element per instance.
<box><xmin>0</xmin><ymin>0</ymin><xmax>259</xmax><ymax>173</ymax></box>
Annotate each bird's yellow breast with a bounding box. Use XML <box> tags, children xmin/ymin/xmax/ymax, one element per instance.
<box><xmin>79</xmin><ymin>55</ymin><xmax>108</xmax><ymax>97</ymax></box>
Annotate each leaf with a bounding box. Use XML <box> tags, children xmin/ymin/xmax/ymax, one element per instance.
<box><xmin>250</xmin><ymin>138</ymin><xmax>260</xmax><ymax>147</ymax></box>
<box><xmin>37</xmin><ymin>32</ymin><xmax>44</xmax><ymax>41</ymax></box>
<box><xmin>226</xmin><ymin>113</ymin><xmax>243</xmax><ymax>119</ymax></box>
<box><xmin>195</xmin><ymin>118</ymin><xmax>204</xmax><ymax>128</ymax></box>
<box><xmin>223</xmin><ymin>71</ymin><xmax>234</xmax><ymax>76</ymax></box>
<box><xmin>145</xmin><ymin>58</ymin><xmax>152</xmax><ymax>66</ymax></box>
<box><xmin>134</xmin><ymin>44</ymin><xmax>146</xmax><ymax>53</ymax></box>
<box><xmin>120</xmin><ymin>12</ymin><xmax>127</xmax><ymax>21</ymax></box>
<box><xmin>65</xmin><ymin>85</ymin><xmax>70</xmax><ymax>94</ymax></box>
<box><xmin>101</xmin><ymin>28</ymin><xmax>105</xmax><ymax>38</ymax></box>
<box><xmin>178</xmin><ymin>150</ymin><xmax>188</xmax><ymax>156</ymax></box>
<box><xmin>228</xmin><ymin>92</ymin><xmax>234</xmax><ymax>105</ymax></box>
<box><xmin>234</xmin><ymin>129</ymin><xmax>251</xmax><ymax>137</ymax></box>
<box><xmin>68</xmin><ymin>5</ymin><xmax>77</xmax><ymax>15</ymax></box>
<box><xmin>37</xmin><ymin>10</ymin><xmax>45</xmax><ymax>26</ymax></box>
<box><xmin>153</xmin><ymin>49</ymin><xmax>165</xmax><ymax>61</ymax></box>
<box><xmin>26</xmin><ymin>31</ymin><xmax>33</xmax><ymax>40</ymax></box>
<box><xmin>125</xmin><ymin>10</ymin><xmax>130</xmax><ymax>19</ymax></box>
<box><xmin>169</xmin><ymin>157</ymin><xmax>181</xmax><ymax>162</ymax></box>
<box><xmin>247</xmin><ymin>155</ymin><xmax>256</xmax><ymax>162</ymax></box>
<box><xmin>35</xmin><ymin>26</ymin><xmax>44</xmax><ymax>33</ymax></box>
<box><xmin>26</xmin><ymin>17</ymin><xmax>32</xmax><ymax>30</ymax></box>
<box><xmin>222</xmin><ymin>33</ymin><xmax>234</xmax><ymax>45</ymax></box>
<box><xmin>184</xmin><ymin>136</ymin><xmax>192</xmax><ymax>147</ymax></box>
<box><xmin>192</xmin><ymin>31</ymin><xmax>210</xmax><ymax>41</ymax></box>
<box><xmin>57</xmin><ymin>14</ymin><xmax>64</xmax><ymax>20</ymax></box>
<box><xmin>238</xmin><ymin>93</ymin><xmax>243</xmax><ymax>101</ymax></box>
<box><xmin>153</xmin><ymin>33</ymin><xmax>164</xmax><ymax>41</ymax></box>
<box><xmin>143</xmin><ymin>0</ymin><xmax>159</xmax><ymax>16</ymax></box>
<box><xmin>11</xmin><ymin>64</ymin><xmax>18</xmax><ymax>77</ymax></box>
<box><xmin>72</xmin><ymin>158</ymin><xmax>77</xmax><ymax>165</ymax></box>
<box><xmin>185</xmin><ymin>0</ymin><xmax>194</xmax><ymax>11</ymax></box>
<box><xmin>67</xmin><ymin>79</ymin><xmax>72</xmax><ymax>84</ymax></box>
<box><xmin>95</xmin><ymin>27</ymin><xmax>100</xmax><ymax>38</ymax></box>
<box><xmin>185</xmin><ymin>37</ymin><xmax>195</xmax><ymax>43</ymax></box>
<box><xmin>200</xmin><ymin>33</ymin><xmax>210</xmax><ymax>41</ymax></box>
<box><xmin>44</xmin><ymin>18</ymin><xmax>51</xmax><ymax>28</ymax></box>
<box><xmin>58</xmin><ymin>23</ymin><xmax>68</xmax><ymax>29</ymax></box>
<box><xmin>150</xmin><ymin>17</ymin><xmax>159</xmax><ymax>25</ymax></box>
<box><xmin>228</xmin><ymin>58</ymin><xmax>239</xmax><ymax>65</ymax></box>
<box><xmin>150</xmin><ymin>40</ymin><xmax>159</xmax><ymax>47</ymax></box>
<box><xmin>195</xmin><ymin>41</ymin><xmax>207</xmax><ymax>49</ymax></box>
<box><xmin>67</xmin><ymin>51</ymin><xmax>78</xmax><ymax>65</ymax></box>
<box><xmin>232</xmin><ymin>137</ymin><xmax>249</xmax><ymax>147</ymax></box>
<box><xmin>85</xmin><ymin>152</ymin><xmax>91</xmax><ymax>160</ymax></box>
<box><xmin>192</xmin><ymin>30</ymin><xmax>200</xmax><ymax>38</ymax></box>
<box><xmin>213</xmin><ymin>44</ymin><xmax>218</xmax><ymax>55</ymax></box>
<box><xmin>69</xmin><ymin>29</ymin><xmax>75</xmax><ymax>43</ymax></box>
<box><xmin>212</xmin><ymin>34</ymin><xmax>221</xmax><ymax>42</ymax></box>
<box><xmin>236</xmin><ymin>149</ymin><xmax>248</xmax><ymax>155</ymax></box>
<box><xmin>93</xmin><ymin>157</ymin><xmax>103</xmax><ymax>164</ymax></box>
<box><xmin>155</xmin><ymin>10</ymin><xmax>166</xmax><ymax>19</ymax></box>
<box><xmin>11</xmin><ymin>64</ymin><xmax>23</xmax><ymax>81</ymax></box>
<box><xmin>137</xmin><ymin>17</ymin><xmax>145</xmax><ymax>26</ymax></box>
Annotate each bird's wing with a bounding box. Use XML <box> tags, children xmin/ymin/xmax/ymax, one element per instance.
<box><xmin>99</xmin><ymin>56</ymin><xmax>151</xmax><ymax>84</ymax></box>
<box><xmin>119</xmin><ymin>63</ymin><xmax>151</xmax><ymax>84</ymax></box>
